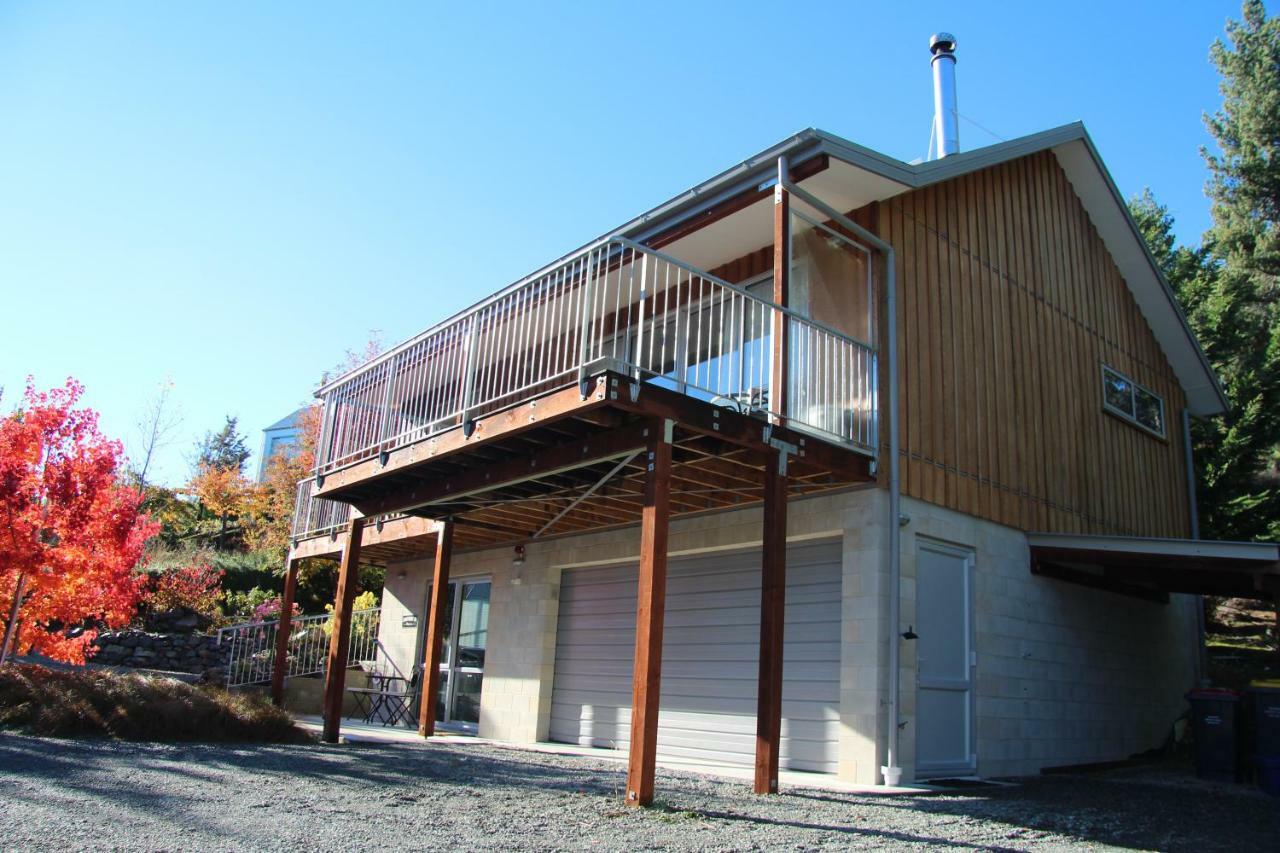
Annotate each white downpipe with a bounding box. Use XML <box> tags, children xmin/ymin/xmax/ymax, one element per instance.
<box><xmin>780</xmin><ymin>180</ymin><xmax>901</xmax><ymax>785</ymax></box>
<box><xmin>882</xmin><ymin>249</ymin><xmax>902</xmax><ymax>787</ymax></box>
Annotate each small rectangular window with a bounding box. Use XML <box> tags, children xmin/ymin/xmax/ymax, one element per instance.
<box><xmin>1101</xmin><ymin>365</ymin><xmax>1166</xmax><ymax>438</ymax></box>
<box><xmin>1103</xmin><ymin>369</ymin><xmax>1133</xmax><ymax>417</ymax></box>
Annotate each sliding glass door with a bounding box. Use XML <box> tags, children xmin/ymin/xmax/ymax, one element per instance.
<box><xmin>427</xmin><ymin>579</ymin><xmax>490</xmax><ymax>731</ymax></box>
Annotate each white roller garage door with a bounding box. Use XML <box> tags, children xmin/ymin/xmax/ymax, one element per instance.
<box><xmin>549</xmin><ymin>540</ymin><xmax>842</xmax><ymax>774</ymax></box>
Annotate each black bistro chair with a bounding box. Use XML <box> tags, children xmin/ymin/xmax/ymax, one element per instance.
<box><xmin>346</xmin><ymin>664</ymin><xmax>422</xmax><ymax>727</ymax></box>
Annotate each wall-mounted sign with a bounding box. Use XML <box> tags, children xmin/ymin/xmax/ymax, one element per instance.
<box><xmin>401</xmin><ymin>614</ymin><xmax>418</xmax><ymax>628</ymax></box>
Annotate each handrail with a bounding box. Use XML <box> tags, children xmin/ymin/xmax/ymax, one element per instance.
<box><xmin>291</xmin><ymin>477</ymin><xmax>407</xmax><ymax>542</ymax></box>
<box><xmin>218</xmin><ymin>607</ymin><xmax>382</xmax><ymax>689</ymax></box>
<box><xmin>612</xmin><ymin>237</ymin><xmax>874</xmax><ymax>352</ymax></box>
<box><xmin>317</xmin><ymin>235</ymin><xmax>872</xmax><ymax>395</ymax></box>
<box><xmin>316</xmin><ymin>233</ymin><xmax>623</xmax><ymax>396</ymax></box>
<box><xmin>313</xmin><ymin>237</ymin><xmax>879</xmax><ymax>476</ymax></box>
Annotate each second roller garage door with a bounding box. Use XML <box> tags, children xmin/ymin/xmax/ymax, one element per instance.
<box><xmin>548</xmin><ymin>540</ymin><xmax>842</xmax><ymax>774</ymax></box>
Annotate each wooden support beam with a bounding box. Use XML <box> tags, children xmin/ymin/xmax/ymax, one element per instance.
<box><xmin>1031</xmin><ymin>560</ymin><xmax>1169</xmax><ymax>603</ymax></box>
<box><xmin>322</xmin><ymin>516</ymin><xmax>364</xmax><ymax>743</ymax></box>
<box><xmin>754</xmin><ymin>448</ymin><xmax>788</xmax><ymax>794</ymax></box>
<box><xmin>271</xmin><ymin>557</ymin><xmax>300</xmax><ymax>706</ymax></box>
<box><xmin>418</xmin><ymin>522</ymin><xmax>454</xmax><ymax>737</ymax></box>
<box><xmin>770</xmin><ymin>176</ymin><xmax>790</xmax><ymax>425</ymax></box>
<box><xmin>625</xmin><ymin>422</ymin><xmax>672</xmax><ymax>807</ymax></box>
<box><xmin>354</xmin><ymin>421</ymin><xmax>652</xmax><ymax>518</ymax></box>
<box><xmin>316</xmin><ymin>380</ymin><xmax>614</xmax><ymax>498</ymax></box>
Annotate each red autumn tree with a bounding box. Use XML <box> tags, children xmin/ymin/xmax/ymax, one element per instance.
<box><xmin>0</xmin><ymin>379</ymin><xmax>158</xmax><ymax>664</ymax></box>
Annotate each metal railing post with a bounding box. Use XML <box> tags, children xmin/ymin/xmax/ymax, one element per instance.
<box><xmin>633</xmin><ymin>251</ymin><xmax>648</xmax><ymax>387</ymax></box>
<box><xmin>458</xmin><ymin>316</ymin><xmax>481</xmax><ymax>436</ymax></box>
<box><xmin>577</xmin><ymin>253</ymin><xmax>599</xmax><ymax>397</ymax></box>
<box><xmin>674</xmin><ymin>271</ymin><xmax>690</xmax><ymax>394</ymax></box>
<box><xmin>375</xmin><ymin>354</ymin><xmax>399</xmax><ymax>459</ymax></box>
<box><xmin>315</xmin><ymin>400</ymin><xmax>335</xmax><ymax>481</ymax></box>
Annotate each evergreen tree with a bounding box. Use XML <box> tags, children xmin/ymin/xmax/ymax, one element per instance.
<box><xmin>194</xmin><ymin>416</ymin><xmax>251</xmax><ymax>475</ymax></box>
<box><xmin>1196</xmin><ymin>1</ymin><xmax>1280</xmax><ymax>541</ymax></box>
<box><xmin>1127</xmin><ymin>2</ymin><xmax>1280</xmax><ymax>542</ymax></box>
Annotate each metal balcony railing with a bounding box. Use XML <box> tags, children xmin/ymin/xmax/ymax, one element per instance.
<box><xmin>291</xmin><ymin>477</ymin><xmax>352</xmax><ymax>540</ymax></box>
<box><xmin>313</xmin><ymin>237</ymin><xmax>878</xmax><ymax>477</ymax></box>
<box><xmin>216</xmin><ymin>607</ymin><xmax>382</xmax><ymax>689</ymax></box>
<box><xmin>291</xmin><ymin>477</ymin><xmax>408</xmax><ymax>542</ymax></box>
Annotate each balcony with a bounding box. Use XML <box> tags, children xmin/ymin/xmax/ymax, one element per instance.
<box><xmin>300</xmin><ymin>215</ymin><xmax>880</xmax><ymax>551</ymax></box>
<box><xmin>320</xmin><ymin>236</ymin><xmax>874</xmax><ymax>461</ymax></box>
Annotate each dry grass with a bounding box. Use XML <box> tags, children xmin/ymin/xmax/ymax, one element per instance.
<box><xmin>0</xmin><ymin>664</ymin><xmax>314</xmax><ymax>743</ymax></box>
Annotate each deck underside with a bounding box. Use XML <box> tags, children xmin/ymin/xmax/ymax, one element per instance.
<box><xmin>296</xmin><ymin>372</ymin><xmax>876</xmax><ymax>562</ymax></box>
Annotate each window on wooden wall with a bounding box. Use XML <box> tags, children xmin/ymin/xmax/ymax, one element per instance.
<box><xmin>1101</xmin><ymin>364</ymin><xmax>1165</xmax><ymax>437</ymax></box>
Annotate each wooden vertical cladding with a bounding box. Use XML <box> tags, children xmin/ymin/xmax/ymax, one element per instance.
<box><xmin>754</xmin><ymin>448</ymin><xmax>788</xmax><ymax>795</ymax></box>
<box><xmin>418</xmin><ymin>523</ymin><xmax>454</xmax><ymax>738</ymax></box>
<box><xmin>626</xmin><ymin>425</ymin><xmax>672</xmax><ymax>807</ymax></box>
<box><xmin>271</xmin><ymin>558</ymin><xmax>300</xmax><ymax>707</ymax></box>
<box><xmin>878</xmin><ymin>151</ymin><xmax>1191</xmax><ymax>538</ymax></box>
<box><xmin>322</xmin><ymin>516</ymin><xmax>365</xmax><ymax>743</ymax></box>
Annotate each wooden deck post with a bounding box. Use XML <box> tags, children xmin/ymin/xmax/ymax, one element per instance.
<box><xmin>270</xmin><ymin>556</ymin><xmax>300</xmax><ymax>707</ymax></box>
<box><xmin>754</xmin><ymin>447</ymin><xmax>788</xmax><ymax>794</ymax></box>
<box><xmin>625</xmin><ymin>420</ymin><xmax>673</xmax><ymax>807</ymax></box>
<box><xmin>321</xmin><ymin>516</ymin><xmax>364</xmax><ymax>743</ymax></box>
<box><xmin>418</xmin><ymin>521</ymin><xmax>454</xmax><ymax>737</ymax></box>
<box><xmin>770</xmin><ymin>159</ymin><xmax>790</xmax><ymax>425</ymax></box>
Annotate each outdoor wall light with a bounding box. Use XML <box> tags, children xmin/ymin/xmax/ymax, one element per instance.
<box><xmin>512</xmin><ymin>545</ymin><xmax>526</xmax><ymax>585</ymax></box>
<box><xmin>901</xmin><ymin>625</ymin><xmax>918</xmax><ymax>641</ymax></box>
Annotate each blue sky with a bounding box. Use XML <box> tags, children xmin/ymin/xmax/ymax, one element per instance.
<box><xmin>0</xmin><ymin>2</ymin><xmax>1243</xmax><ymax>486</ymax></box>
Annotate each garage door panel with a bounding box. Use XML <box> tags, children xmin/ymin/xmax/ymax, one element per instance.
<box><xmin>550</xmin><ymin>541</ymin><xmax>841</xmax><ymax>775</ymax></box>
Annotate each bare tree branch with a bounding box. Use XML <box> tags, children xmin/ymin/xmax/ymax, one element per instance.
<box><xmin>131</xmin><ymin>378</ymin><xmax>183</xmax><ymax>492</ymax></box>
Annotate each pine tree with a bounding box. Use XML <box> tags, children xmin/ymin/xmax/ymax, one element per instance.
<box><xmin>1197</xmin><ymin>1</ymin><xmax>1280</xmax><ymax>541</ymax></box>
<box><xmin>194</xmin><ymin>416</ymin><xmax>251</xmax><ymax>475</ymax></box>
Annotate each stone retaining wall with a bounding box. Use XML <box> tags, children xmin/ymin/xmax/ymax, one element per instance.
<box><xmin>92</xmin><ymin>630</ymin><xmax>228</xmax><ymax>682</ymax></box>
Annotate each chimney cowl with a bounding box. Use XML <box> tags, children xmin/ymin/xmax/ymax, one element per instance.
<box><xmin>929</xmin><ymin>32</ymin><xmax>957</xmax><ymax>56</ymax></box>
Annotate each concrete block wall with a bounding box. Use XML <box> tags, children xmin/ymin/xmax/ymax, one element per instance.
<box><xmin>379</xmin><ymin>560</ymin><xmax>430</xmax><ymax>680</ymax></box>
<box><xmin>377</xmin><ymin>487</ymin><xmax>887</xmax><ymax>782</ymax></box>
<box><xmin>895</xmin><ymin>495</ymin><xmax>1198</xmax><ymax>780</ymax></box>
<box><xmin>376</xmin><ymin>486</ymin><xmax>1197</xmax><ymax>783</ymax></box>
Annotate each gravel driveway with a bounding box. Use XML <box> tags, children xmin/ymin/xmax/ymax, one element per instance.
<box><xmin>1</xmin><ymin>734</ymin><xmax>1276</xmax><ymax>851</ymax></box>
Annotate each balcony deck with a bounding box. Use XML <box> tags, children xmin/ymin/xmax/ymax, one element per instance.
<box><xmin>294</xmin><ymin>230</ymin><xmax>880</xmax><ymax>559</ymax></box>
<box><xmin>302</xmin><ymin>371</ymin><xmax>874</xmax><ymax>555</ymax></box>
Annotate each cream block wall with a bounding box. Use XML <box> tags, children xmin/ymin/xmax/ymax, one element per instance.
<box><xmin>894</xmin><ymin>495</ymin><xmax>1198</xmax><ymax>780</ymax></box>
<box><xmin>377</xmin><ymin>486</ymin><xmax>1197</xmax><ymax>783</ymax></box>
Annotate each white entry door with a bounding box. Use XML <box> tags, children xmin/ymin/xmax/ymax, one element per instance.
<box><xmin>915</xmin><ymin>540</ymin><xmax>976</xmax><ymax>778</ymax></box>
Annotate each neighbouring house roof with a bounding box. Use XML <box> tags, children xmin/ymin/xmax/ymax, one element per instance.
<box><xmin>1027</xmin><ymin>532</ymin><xmax>1280</xmax><ymax>601</ymax></box>
<box><xmin>264</xmin><ymin>407</ymin><xmax>308</xmax><ymax>434</ymax></box>
<box><xmin>324</xmin><ymin>123</ymin><xmax>1227</xmax><ymax>416</ymax></box>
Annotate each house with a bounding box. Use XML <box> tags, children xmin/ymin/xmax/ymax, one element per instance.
<box><xmin>280</xmin><ymin>35</ymin><xmax>1280</xmax><ymax>802</ymax></box>
<box><xmin>258</xmin><ymin>407</ymin><xmax>308</xmax><ymax>481</ymax></box>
